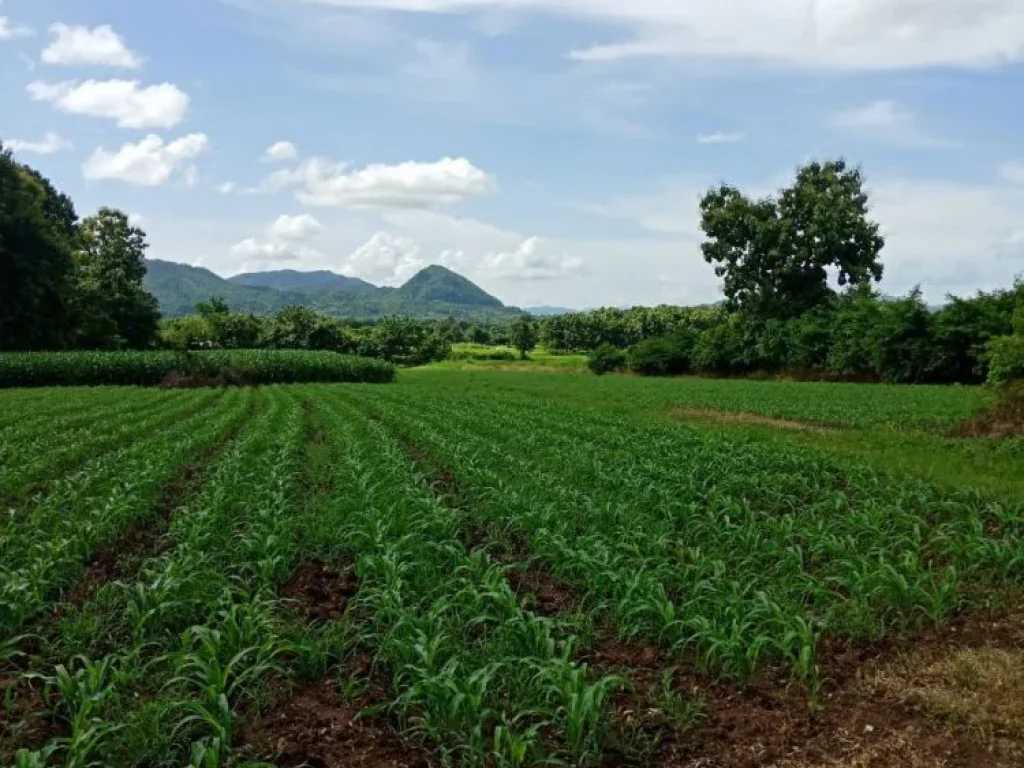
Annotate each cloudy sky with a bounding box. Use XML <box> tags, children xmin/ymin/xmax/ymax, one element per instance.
<box><xmin>2</xmin><ymin>0</ymin><xmax>1023</xmax><ymax>308</ymax></box>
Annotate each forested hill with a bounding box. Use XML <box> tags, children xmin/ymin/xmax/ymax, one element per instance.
<box><xmin>144</xmin><ymin>259</ymin><xmax>525</xmax><ymax>321</ymax></box>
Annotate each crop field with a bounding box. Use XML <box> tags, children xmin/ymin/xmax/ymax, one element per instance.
<box><xmin>2</xmin><ymin>373</ymin><xmax>1023</xmax><ymax>768</ymax></box>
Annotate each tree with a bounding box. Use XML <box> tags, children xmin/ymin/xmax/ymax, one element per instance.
<box><xmin>700</xmin><ymin>159</ymin><xmax>884</xmax><ymax>320</ymax></box>
<box><xmin>0</xmin><ymin>145</ymin><xmax>78</xmax><ymax>350</ymax></box>
<box><xmin>76</xmin><ymin>208</ymin><xmax>160</xmax><ymax>348</ymax></box>
<box><xmin>510</xmin><ymin>317</ymin><xmax>537</xmax><ymax>359</ymax></box>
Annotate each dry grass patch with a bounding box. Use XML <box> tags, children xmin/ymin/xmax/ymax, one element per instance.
<box><xmin>868</xmin><ymin>648</ymin><xmax>1024</xmax><ymax>742</ymax></box>
<box><xmin>670</xmin><ymin>408</ymin><xmax>835</xmax><ymax>433</ymax></box>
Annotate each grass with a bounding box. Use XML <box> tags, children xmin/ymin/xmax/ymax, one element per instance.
<box><xmin>1</xmin><ymin>370</ymin><xmax>1022</xmax><ymax>767</ymax></box>
<box><xmin>424</xmin><ymin>344</ymin><xmax>589</xmax><ymax>373</ymax></box>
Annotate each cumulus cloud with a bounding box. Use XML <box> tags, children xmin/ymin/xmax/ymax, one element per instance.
<box><xmin>229</xmin><ymin>213</ymin><xmax>326</xmax><ymax>269</ymax></box>
<box><xmin>268</xmin><ymin>213</ymin><xmax>323</xmax><ymax>241</ymax></box>
<box><xmin>27</xmin><ymin>79</ymin><xmax>189</xmax><ymax>129</ymax></box>
<box><xmin>82</xmin><ymin>133</ymin><xmax>209</xmax><ymax>186</ymax></box>
<box><xmin>696</xmin><ymin>131</ymin><xmax>745</xmax><ymax>145</ymax></box>
<box><xmin>341</xmin><ymin>232</ymin><xmax>426</xmax><ymax>284</ymax></box>
<box><xmin>5</xmin><ymin>132</ymin><xmax>71</xmax><ymax>155</ymax></box>
<box><xmin>298</xmin><ymin>156</ymin><xmax>494</xmax><ymax>209</ymax></box>
<box><xmin>264</xmin><ymin>140</ymin><xmax>298</xmax><ymax>161</ymax></box>
<box><xmin>42</xmin><ymin>23</ymin><xmax>142</xmax><ymax>68</ymax></box>
<box><xmin>445</xmin><ymin>237</ymin><xmax>584</xmax><ymax>280</ymax></box>
<box><xmin>274</xmin><ymin>0</ymin><xmax>1024</xmax><ymax>70</ymax></box>
<box><xmin>230</xmin><ymin>238</ymin><xmax>320</xmax><ymax>263</ymax></box>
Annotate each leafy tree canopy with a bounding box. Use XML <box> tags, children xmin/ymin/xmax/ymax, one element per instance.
<box><xmin>700</xmin><ymin>159</ymin><xmax>884</xmax><ymax>320</ymax></box>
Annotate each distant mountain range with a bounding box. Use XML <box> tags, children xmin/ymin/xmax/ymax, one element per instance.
<box><xmin>144</xmin><ymin>260</ymin><xmax>530</xmax><ymax>321</ymax></box>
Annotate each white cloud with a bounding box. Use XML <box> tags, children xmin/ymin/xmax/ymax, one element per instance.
<box><xmin>273</xmin><ymin>0</ymin><xmax>1024</xmax><ymax>70</ymax></box>
<box><xmin>183</xmin><ymin>166</ymin><xmax>199</xmax><ymax>188</ymax></box>
<box><xmin>342</xmin><ymin>232</ymin><xmax>426</xmax><ymax>284</ymax></box>
<box><xmin>264</xmin><ymin>140</ymin><xmax>298</xmax><ymax>161</ymax></box>
<box><xmin>82</xmin><ymin>133</ymin><xmax>209</xmax><ymax>186</ymax></box>
<box><xmin>447</xmin><ymin>236</ymin><xmax>585</xmax><ymax>280</ymax></box>
<box><xmin>696</xmin><ymin>131</ymin><xmax>744</xmax><ymax>145</ymax></box>
<box><xmin>128</xmin><ymin>212</ymin><xmax>147</xmax><ymax>227</ymax></box>
<box><xmin>230</xmin><ymin>237</ymin><xmax>321</xmax><ymax>263</ymax></box>
<box><xmin>830</xmin><ymin>100</ymin><xmax>951</xmax><ymax>147</ymax></box>
<box><xmin>42</xmin><ymin>23</ymin><xmax>142</xmax><ymax>68</ymax></box>
<box><xmin>218</xmin><ymin>181</ymin><xmax>236</xmax><ymax>194</ymax></box>
<box><xmin>297</xmin><ymin>156</ymin><xmax>494</xmax><ymax>209</ymax></box>
<box><xmin>0</xmin><ymin>14</ymin><xmax>32</xmax><ymax>39</ymax></box>
<box><xmin>28</xmin><ymin>79</ymin><xmax>189</xmax><ymax>129</ymax></box>
<box><xmin>5</xmin><ymin>132</ymin><xmax>71</xmax><ymax>155</ymax></box>
<box><xmin>268</xmin><ymin>213</ymin><xmax>323</xmax><ymax>241</ymax></box>
<box><xmin>999</xmin><ymin>162</ymin><xmax>1024</xmax><ymax>185</ymax></box>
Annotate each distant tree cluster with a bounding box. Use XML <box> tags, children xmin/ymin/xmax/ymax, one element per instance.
<box><xmin>1</xmin><ymin>143</ymin><xmax>160</xmax><ymax>351</ymax></box>
<box><xmin>557</xmin><ymin>159</ymin><xmax>1023</xmax><ymax>385</ymax></box>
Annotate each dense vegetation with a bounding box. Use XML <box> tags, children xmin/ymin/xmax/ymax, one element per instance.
<box><xmin>1</xmin><ymin>374</ymin><xmax>1021</xmax><ymax>767</ymax></box>
<box><xmin>0</xmin><ymin>349</ymin><xmax>395</xmax><ymax>388</ymax></box>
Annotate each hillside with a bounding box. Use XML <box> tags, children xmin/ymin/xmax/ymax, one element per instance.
<box><xmin>144</xmin><ymin>260</ymin><xmax>524</xmax><ymax>321</ymax></box>
<box><xmin>229</xmin><ymin>270</ymin><xmax>376</xmax><ymax>294</ymax></box>
<box><xmin>396</xmin><ymin>265</ymin><xmax>504</xmax><ymax>308</ymax></box>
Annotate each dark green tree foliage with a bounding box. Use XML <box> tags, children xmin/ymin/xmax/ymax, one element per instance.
<box><xmin>700</xmin><ymin>159</ymin><xmax>884</xmax><ymax>319</ymax></box>
<box><xmin>510</xmin><ymin>317</ymin><xmax>538</xmax><ymax>359</ymax></box>
<box><xmin>76</xmin><ymin>208</ymin><xmax>160</xmax><ymax>348</ymax></box>
<box><xmin>0</xmin><ymin>145</ymin><xmax>78</xmax><ymax>350</ymax></box>
<box><xmin>587</xmin><ymin>344</ymin><xmax>626</xmax><ymax>375</ymax></box>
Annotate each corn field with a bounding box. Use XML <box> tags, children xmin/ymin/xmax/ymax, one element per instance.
<box><xmin>1</xmin><ymin>374</ymin><xmax>1021</xmax><ymax>768</ymax></box>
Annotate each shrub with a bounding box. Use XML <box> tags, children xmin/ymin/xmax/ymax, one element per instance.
<box><xmin>627</xmin><ymin>333</ymin><xmax>693</xmax><ymax>376</ymax></box>
<box><xmin>988</xmin><ymin>335</ymin><xmax>1024</xmax><ymax>385</ymax></box>
<box><xmin>0</xmin><ymin>349</ymin><xmax>395</xmax><ymax>388</ymax></box>
<box><xmin>587</xmin><ymin>344</ymin><xmax>626</xmax><ymax>375</ymax></box>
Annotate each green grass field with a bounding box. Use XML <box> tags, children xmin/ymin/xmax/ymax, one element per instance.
<box><xmin>1</xmin><ymin>372</ymin><xmax>1022</xmax><ymax>767</ymax></box>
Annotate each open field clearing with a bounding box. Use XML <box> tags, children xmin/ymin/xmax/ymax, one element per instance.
<box><xmin>2</xmin><ymin>373</ymin><xmax>1023</xmax><ymax>767</ymax></box>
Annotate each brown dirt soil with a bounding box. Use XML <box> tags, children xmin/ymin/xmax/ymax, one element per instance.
<box><xmin>0</xmin><ymin>676</ymin><xmax>67</xmax><ymax>763</ymax></box>
<box><xmin>592</xmin><ymin>607</ymin><xmax>1024</xmax><ymax>768</ymax></box>
<box><xmin>506</xmin><ymin>560</ymin><xmax>579</xmax><ymax>617</ymax></box>
<box><xmin>948</xmin><ymin>383</ymin><xmax>1024</xmax><ymax>439</ymax></box>
<box><xmin>670</xmin><ymin>408</ymin><xmax>835</xmax><ymax>433</ymax></box>
<box><xmin>235</xmin><ymin>678</ymin><xmax>431</xmax><ymax>768</ymax></box>
<box><xmin>157</xmin><ymin>367</ymin><xmax>253</xmax><ymax>389</ymax></box>
<box><xmin>281</xmin><ymin>560</ymin><xmax>360</xmax><ymax>623</ymax></box>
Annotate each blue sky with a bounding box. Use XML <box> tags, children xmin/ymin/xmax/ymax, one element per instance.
<box><xmin>2</xmin><ymin>0</ymin><xmax>1023</xmax><ymax>308</ymax></box>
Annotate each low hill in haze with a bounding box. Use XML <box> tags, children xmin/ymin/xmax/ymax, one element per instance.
<box><xmin>145</xmin><ymin>260</ymin><xmax>524</xmax><ymax>321</ymax></box>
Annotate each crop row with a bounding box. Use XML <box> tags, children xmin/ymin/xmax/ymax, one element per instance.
<box><xmin>0</xmin><ymin>350</ymin><xmax>396</xmax><ymax>388</ymax></box>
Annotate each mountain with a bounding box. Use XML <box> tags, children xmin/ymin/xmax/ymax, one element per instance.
<box><xmin>144</xmin><ymin>259</ymin><xmax>524</xmax><ymax>321</ymax></box>
<box><xmin>228</xmin><ymin>269</ymin><xmax>375</xmax><ymax>294</ymax></box>
<box><xmin>526</xmin><ymin>306</ymin><xmax>576</xmax><ymax>317</ymax></box>
<box><xmin>396</xmin><ymin>265</ymin><xmax>504</xmax><ymax>308</ymax></box>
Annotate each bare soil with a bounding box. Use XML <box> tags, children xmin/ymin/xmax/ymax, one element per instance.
<box><xmin>0</xmin><ymin>676</ymin><xmax>66</xmax><ymax>763</ymax></box>
<box><xmin>281</xmin><ymin>560</ymin><xmax>360</xmax><ymax>623</ymax></box>
<box><xmin>506</xmin><ymin>559</ymin><xmax>579</xmax><ymax>616</ymax></box>
<box><xmin>948</xmin><ymin>383</ymin><xmax>1024</xmax><ymax>439</ymax></box>
<box><xmin>235</xmin><ymin>678</ymin><xmax>431</xmax><ymax>768</ymax></box>
<box><xmin>591</xmin><ymin>605</ymin><xmax>1024</xmax><ymax>768</ymax></box>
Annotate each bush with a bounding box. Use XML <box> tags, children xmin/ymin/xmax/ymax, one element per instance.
<box><xmin>0</xmin><ymin>349</ymin><xmax>395</xmax><ymax>388</ymax></box>
<box><xmin>449</xmin><ymin>344</ymin><xmax>517</xmax><ymax>362</ymax></box>
<box><xmin>988</xmin><ymin>335</ymin><xmax>1024</xmax><ymax>385</ymax></box>
<box><xmin>587</xmin><ymin>344</ymin><xmax>626</xmax><ymax>375</ymax></box>
<box><xmin>627</xmin><ymin>334</ymin><xmax>693</xmax><ymax>376</ymax></box>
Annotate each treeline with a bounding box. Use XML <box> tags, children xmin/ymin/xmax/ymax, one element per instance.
<box><xmin>161</xmin><ymin>299</ymin><xmax>529</xmax><ymax>366</ymax></box>
<box><xmin>1</xmin><ymin>144</ymin><xmax>161</xmax><ymax>351</ymax></box>
<box><xmin>554</xmin><ymin>159</ymin><xmax>1022</xmax><ymax>385</ymax></box>
<box><xmin>551</xmin><ymin>285</ymin><xmax>1023</xmax><ymax>384</ymax></box>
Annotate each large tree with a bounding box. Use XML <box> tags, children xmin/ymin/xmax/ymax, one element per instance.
<box><xmin>700</xmin><ymin>159</ymin><xmax>884</xmax><ymax>320</ymax></box>
<box><xmin>0</xmin><ymin>144</ymin><xmax>79</xmax><ymax>350</ymax></box>
<box><xmin>75</xmin><ymin>207</ymin><xmax>160</xmax><ymax>348</ymax></box>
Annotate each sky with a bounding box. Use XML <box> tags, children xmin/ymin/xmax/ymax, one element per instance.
<box><xmin>2</xmin><ymin>0</ymin><xmax>1023</xmax><ymax>309</ymax></box>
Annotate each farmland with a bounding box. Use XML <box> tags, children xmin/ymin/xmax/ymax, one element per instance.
<box><xmin>2</xmin><ymin>373</ymin><xmax>1023</xmax><ymax>767</ymax></box>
